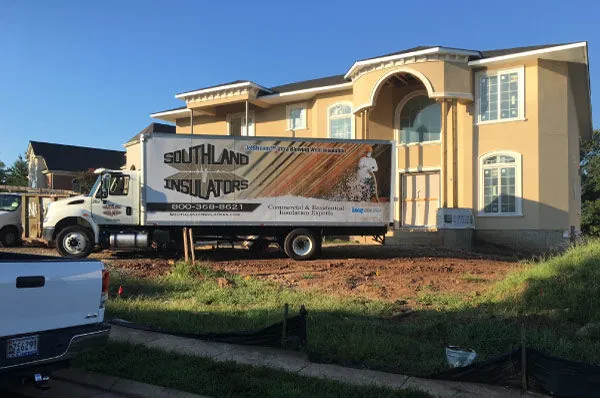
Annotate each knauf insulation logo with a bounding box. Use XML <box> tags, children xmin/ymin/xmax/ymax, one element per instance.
<box><xmin>163</xmin><ymin>144</ymin><xmax>249</xmax><ymax>199</ymax></box>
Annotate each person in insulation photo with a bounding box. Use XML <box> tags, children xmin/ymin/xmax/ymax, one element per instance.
<box><xmin>357</xmin><ymin>145</ymin><xmax>379</xmax><ymax>202</ymax></box>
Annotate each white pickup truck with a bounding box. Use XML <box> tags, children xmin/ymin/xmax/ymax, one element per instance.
<box><xmin>0</xmin><ymin>254</ymin><xmax>110</xmax><ymax>387</ymax></box>
<box><xmin>0</xmin><ymin>193</ymin><xmax>23</xmax><ymax>247</ymax></box>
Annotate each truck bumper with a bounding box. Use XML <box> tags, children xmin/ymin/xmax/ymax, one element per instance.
<box><xmin>0</xmin><ymin>323</ymin><xmax>110</xmax><ymax>375</ymax></box>
<box><xmin>42</xmin><ymin>227</ymin><xmax>55</xmax><ymax>242</ymax></box>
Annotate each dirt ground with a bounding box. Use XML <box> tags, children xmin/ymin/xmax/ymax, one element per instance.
<box><xmin>1</xmin><ymin>243</ymin><xmax>520</xmax><ymax>303</ymax></box>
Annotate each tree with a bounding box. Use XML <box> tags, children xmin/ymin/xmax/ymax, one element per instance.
<box><xmin>72</xmin><ymin>169</ymin><xmax>97</xmax><ymax>194</ymax></box>
<box><xmin>580</xmin><ymin>129</ymin><xmax>600</xmax><ymax>235</ymax></box>
<box><xmin>6</xmin><ymin>154</ymin><xmax>28</xmax><ymax>187</ymax></box>
<box><xmin>0</xmin><ymin>160</ymin><xmax>6</xmax><ymax>185</ymax></box>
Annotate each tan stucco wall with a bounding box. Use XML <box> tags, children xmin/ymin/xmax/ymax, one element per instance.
<box><xmin>474</xmin><ymin>60</ymin><xmax>541</xmax><ymax>230</ymax></box>
<box><xmin>125</xmin><ymin>144</ymin><xmax>141</xmax><ymax>170</ymax></box>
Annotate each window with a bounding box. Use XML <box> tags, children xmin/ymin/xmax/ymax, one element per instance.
<box><xmin>480</xmin><ymin>152</ymin><xmax>522</xmax><ymax>216</ymax></box>
<box><xmin>286</xmin><ymin>103</ymin><xmax>307</xmax><ymax>130</ymax></box>
<box><xmin>477</xmin><ymin>67</ymin><xmax>524</xmax><ymax>123</ymax></box>
<box><xmin>396</xmin><ymin>92</ymin><xmax>441</xmax><ymax>144</ymax></box>
<box><xmin>109</xmin><ymin>174</ymin><xmax>130</xmax><ymax>196</ymax></box>
<box><xmin>227</xmin><ymin>112</ymin><xmax>254</xmax><ymax>136</ymax></box>
<box><xmin>328</xmin><ymin>102</ymin><xmax>353</xmax><ymax>139</ymax></box>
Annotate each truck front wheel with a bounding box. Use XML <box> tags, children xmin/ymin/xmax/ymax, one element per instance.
<box><xmin>1</xmin><ymin>226</ymin><xmax>21</xmax><ymax>247</ymax></box>
<box><xmin>56</xmin><ymin>226</ymin><xmax>94</xmax><ymax>258</ymax></box>
<box><xmin>284</xmin><ymin>229</ymin><xmax>321</xmax><ymax>261</ymax></box>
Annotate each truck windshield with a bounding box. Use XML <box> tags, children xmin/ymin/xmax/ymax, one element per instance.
<box><xmin>87</xmin><ymin>176</ymin><xmax>102</xmax><ymax>197</ymax></box>
<box><xmin>0</xmin><ymin>194</ymin><xmax>21</xmax><ymax>212</ymax></box>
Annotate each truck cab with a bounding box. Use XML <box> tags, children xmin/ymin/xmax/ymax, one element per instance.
<box><xmin>0</xmin><ymin>193</ymin><xmax>23</xmax><ymax>247</ymax></box>
<box><xmin>43</xmin><ymin>170</ymin><xmax>141</xmax><ymax>258</ymax></box>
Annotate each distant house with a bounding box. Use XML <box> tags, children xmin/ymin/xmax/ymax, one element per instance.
<box><xmin>27</xmin><ymin>141</ymin><xmax>126</xmax><ymax>190</ymax></box>
<box><xmin>123</xmin><ymin>123</ymin><xmax>176</xmax><ymax>170</ymax></box>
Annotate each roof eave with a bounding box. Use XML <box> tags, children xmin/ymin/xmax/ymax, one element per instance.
<box><xmin>344</xmin><ymin>47</ymin><xmax>482</xmax><ymax>79</ymax></box>
<box><xmin>174</xmin><ymin>82</ymin><xmax>273</xmax><ymax>99</ymax></box>
<box><xmin>468</xmin><ymin>42</ymin><xmax>588</xmax><ymax>66</ymax></box>
<box><xmin>259</xmin><ymin>82</ymin><xmax>353</xmax><ymax>104</ymax></box>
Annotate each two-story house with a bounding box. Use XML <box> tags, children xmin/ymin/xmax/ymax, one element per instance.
<box><xmin>130</xmin><ymin>42</ymin><xmax>592</xmax><ymax>251</ymax></box>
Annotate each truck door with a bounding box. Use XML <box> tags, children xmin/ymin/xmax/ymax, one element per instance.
<box><xmin>91</xmin><ymin>172</ymin><xmax>139</xmax><ymax>226</ymax></box>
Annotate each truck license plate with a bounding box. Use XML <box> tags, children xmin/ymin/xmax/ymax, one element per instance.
<box><xmin>7</xmin><ymin>335</ymin><xmax>39</xmax><ymax>359</ymax></box>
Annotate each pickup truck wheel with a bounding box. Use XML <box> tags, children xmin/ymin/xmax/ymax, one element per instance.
<box><xmin>284</xmin><ymin>229</ymin><xmax>320</xmax><ymax>261</ymax></box>
<box><xmin>56</xmin><ymin>226</ymin><xmax>93</xmax><ymax>258</ymax></box>
<box><xmin>1</xmin><ymin>226</ymin><xmax>20</xmax><ymax>247</ymax></box>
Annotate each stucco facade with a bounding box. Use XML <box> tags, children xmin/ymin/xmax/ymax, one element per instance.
<box><xmin>143</xmin><ymin>42</ymin><xmax>592</xmax><ymax>251</ymax></box>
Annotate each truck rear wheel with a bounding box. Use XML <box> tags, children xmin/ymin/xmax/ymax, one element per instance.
<box><xmin>56</xmin><ymin>226</ymin><xmax>93</xmax><ymax>258</ymax></box>
<box><xmin>284</xmin><ymin>229</ymin><xmax>320</xmax><ymax>261</ymax></box>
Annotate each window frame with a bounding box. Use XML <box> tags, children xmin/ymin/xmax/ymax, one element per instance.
<box><xmin>394</xmin><ymin>90</ymin><xmax>441</xmax><ymax>146</ymax></box>
<box><xmin>108</xmin><ymin>174</ymin><xmax>130</xmax><ymax>196</ymax></box>
<box><xmin>478</xmin><ymin>151</ymin><xmax>523</xmax><ymax>217</ymax></box>
<box><xmin>327</xmin><ymin>101</ymin><xmax>354</xmax><ymax>139</ymax></box>
<box><xmin>286</xmin><ymin>103</ymin><xmax>308</xmax><ymax>131</ymax></box>
<box><xmin>475</xmin><ymin>66</ymin><xmax>525</xmax><ymax>125</ymax></box>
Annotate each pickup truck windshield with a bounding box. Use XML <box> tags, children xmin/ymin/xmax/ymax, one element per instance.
<box><xmin>0</xmin><ymin>194</ymin><xmax>21</xmax><ymax>212</ymax></box>
<box><xmin>87</xmin><ymin>176</ymin><xmax>101</xmax><ymax>197</ymax></box>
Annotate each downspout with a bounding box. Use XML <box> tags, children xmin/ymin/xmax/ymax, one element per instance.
<box><xmin>452</xmin><ymin>99</ymin><xmax>458</xmax><ymax>208</ymax></box>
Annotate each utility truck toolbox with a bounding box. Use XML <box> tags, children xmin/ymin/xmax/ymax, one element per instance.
<box><xmin>43</xmin><ymin>134</ymin><xmax>394</xmax><ymax>260</ymax></box>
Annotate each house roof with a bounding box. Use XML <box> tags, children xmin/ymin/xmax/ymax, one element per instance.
<box><xmin>125</xmin><ymin>122</ymin><xmax>176</xmax><ymax>145</ymax></box>
<box><xmin>29</xmin><ymin>141</ymin><xmax>125</xmax><ymax>172</ymax></box>
<box><xmin>269</xmin><ymin>74</ymin><xmax>349</xmax><ymax>93</ymax></box>
<box><xmin>152</xmin><ymin>42</ymin><xmax>586</xmax><ymax>117</ymax></box>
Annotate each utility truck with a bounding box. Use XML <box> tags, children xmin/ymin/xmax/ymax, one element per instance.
<box><xmin>43</xmin><ymin>134</ymin><xmax>394</xmax><ymax>260</ymax></box>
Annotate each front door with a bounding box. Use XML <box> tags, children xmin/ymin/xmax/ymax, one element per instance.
<box><xmin>401</xmin><ymin>172</ymin><xmax>439</xmax><ymax>227</ymax></box>
<box><xmin>91</xmin><ymin>173</ymin><xmax>138</xmax><ymax>226</ymax></box>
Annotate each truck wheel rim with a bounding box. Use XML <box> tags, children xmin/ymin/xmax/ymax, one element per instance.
<box><xmin>64</xmin><ymin>232</ymin><xmax>87</xmax><ymax>255</ymax></box>
<box><xmin>292</xmin><ymin>235</ymin><xmax>312</xmax><ymax>257</ymax></box>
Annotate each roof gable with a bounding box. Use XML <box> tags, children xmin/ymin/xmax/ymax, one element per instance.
<box><xmin>29</xmin><ymin>141</ymin><xmax>125</xmax><ymax>172</ymax></box>
<box><xmin>126</xmin><ymin>122</ymin><xmax>176</xmax><ymax>145</ymax></box>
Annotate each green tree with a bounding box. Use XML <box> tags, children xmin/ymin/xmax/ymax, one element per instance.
<box><xmin>6</xmin><ymin>154</ymin><xmax>28</xmax><ymax>187</ymax></box>
<box><xmin>0</xmin><ymin>160</ymin><xmax>7</xmax><ymax>185</ymax></box>
<box><xmin>72</xmin><ymin>169</ymin><xmax>97</xmax><ymax>194</ymax></box>
<box><xmin>580</xmin><ymin>129</ymin><xmax>600</xmax><ymax>235</ymax></box>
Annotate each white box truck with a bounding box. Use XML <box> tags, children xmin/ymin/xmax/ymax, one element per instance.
<box><xmin>42</xmin><ymin>134</ymin><xmax>394</xmax><ymax>260</ymax></box>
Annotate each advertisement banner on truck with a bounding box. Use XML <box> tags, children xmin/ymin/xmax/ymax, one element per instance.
<box><xmin>144</xmin><ymin>135</ymin><xmax>392</xmax><ymax>226</ymax></box>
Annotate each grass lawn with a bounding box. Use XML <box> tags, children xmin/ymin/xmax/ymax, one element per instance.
<box><xmin>103</xmin><ymin>240</ymin><xmax>600</xmax><ymax>376</ymax></box>
<box><xmin>76</xmin><ymin>342</ymin><xmax>430</xmax><ymax>398</ymax></box>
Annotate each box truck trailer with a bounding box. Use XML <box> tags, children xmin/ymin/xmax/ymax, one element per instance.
<box><xmin>42</xmin><ymin>134</ymin><xmax>394</xmax><ymax>260</ymax></box>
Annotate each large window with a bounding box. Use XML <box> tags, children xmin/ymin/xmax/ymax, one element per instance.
<box><xmin>477</xmin><ymin>67</ymin><xmax>524</xmax><ymax>123</ymax></box>
<box><xmin>396</xmin><ymin>92</ymin><xmax>441</xmax><ymax>144</ymax></box>
<box><xmin>286</xmin><ymin>103</ymin><xmax>307</xmax><ymax>131</ymax></box>
<box><xmin>328</xmin><ymin>102</ymin><xmax>353</xmax><ymax>139</ymax></box>
<box><xmin>480</xmin><ymin>152</ymin><xmax>522</xmax><ymax>216</ymax></box>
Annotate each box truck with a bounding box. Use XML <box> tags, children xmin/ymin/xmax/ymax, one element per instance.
<box><xmin>42</xmin><ymin>134</ymin><xmax>394</xmax><ymax>260</ymax></box>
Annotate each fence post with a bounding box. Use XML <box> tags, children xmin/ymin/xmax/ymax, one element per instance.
<box><xmin>188</xmin><ymin>227</ymin><xmax>195</xmax><ymax>265</ymax></box>
<box><xmin>521</xmin><ymin>323</ymin><xmax>528</xmax><ymax>392</ymax></box>
<box><xmin>183</xmin><ymin>227</ymin><xmax>189</xmax><ymax>263</ymax></box>
<box><xmin>281</xmin><ymin>303</ymin><xmax>289</xmax><ymax>349</ymax></box>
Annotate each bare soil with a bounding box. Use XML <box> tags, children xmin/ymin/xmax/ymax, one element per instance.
<box><xmin>1</xmin><ymin>243</ymin><xmax>520</xmax><ymax>302</ymax></box>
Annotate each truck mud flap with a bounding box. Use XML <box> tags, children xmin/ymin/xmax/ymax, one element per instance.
<box><xmin>110</xmin><ymin>305</ymin><xmax>308</xmax><ymax>349</ymax></box>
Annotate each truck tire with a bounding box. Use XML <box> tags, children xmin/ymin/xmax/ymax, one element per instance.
<box><xmin>1</xmin><ymin>226</ymin><xmax>20</xmax><ymax>247</ymax></box>
<box><xmin>56</xmin><ymin>226</ymin><xmax>94</xmax><ymax>258</ymax></box>
<box><xmin>284</xmin><ymin>229</ymin><xmax>321</xmax><ymax>261</ymax></box>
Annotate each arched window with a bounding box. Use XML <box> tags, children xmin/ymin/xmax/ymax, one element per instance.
<box><xmin>328</xmin><ymin>102</ymin><xmax>353</xmax><ymax>139</ymax></box>
<box><xmin>480</xmin><ymin>152</ymin><xmax>522</xmax><ymax>215</ymax></box>
<box><xmin>395</xmin><ymin>91</ymin><xmax>441</xmax><ymax>144</ymax></box>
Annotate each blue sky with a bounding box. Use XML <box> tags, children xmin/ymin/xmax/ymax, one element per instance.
<box><xmin>1</xmin><ymin>0</ymin><xmax>598</xmax><ymax>164</ymax></box>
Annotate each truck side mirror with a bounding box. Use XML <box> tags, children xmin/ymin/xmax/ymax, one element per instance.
<box><xmin>100</xmin><ymin>174</ymin><xmax>110</xmax><ymax>199</ymax></box>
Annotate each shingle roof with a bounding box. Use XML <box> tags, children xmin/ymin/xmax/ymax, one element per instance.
<box><xmin>357</xmin><ymin>46</ymin><xmax>437</xmax><ymax>62</ymax></box>
<box><xmin>30</xmin><ymin>141</ymin><xmax>125</xmax><ymax>172</ymax></box>
<box><xmin>268</xmin><ymin>74</ymin><xmax>349</xmax><ymax>94</ymax></box>
<box><xmin>151</xmin><ymin>105</ymin><xmax>187</xmax><ymax>114</ymax></box>
<box><xmin>126</xmin><ymin>122</ymin><xmax>176</xmax><ymax>144</ymax></box>
<box><xmin>479</xmin><ymin>43</ymin><xmax>568</xmax><ymax>58</ymax></box>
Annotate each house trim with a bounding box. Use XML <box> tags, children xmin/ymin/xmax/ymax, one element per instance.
<box><xmin>468</xmin><ymin>42</ymin><xmax>587</xmax><ymax>66</ymax></box>
<box><xmin>175</xmin><ymin>82</ymin><xmax>272</xmax><ymax>99</ymax></box>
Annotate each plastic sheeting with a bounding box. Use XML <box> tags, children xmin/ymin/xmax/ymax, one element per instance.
<box><xmin>433</xmin><ymin>347</ymin><xmax>600</xmax><ymax>397</ymax></box>
<box><xmin>110</xmin><ymin>306</ymin><xmax>307</xmax><ymax>349</ymax></box>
